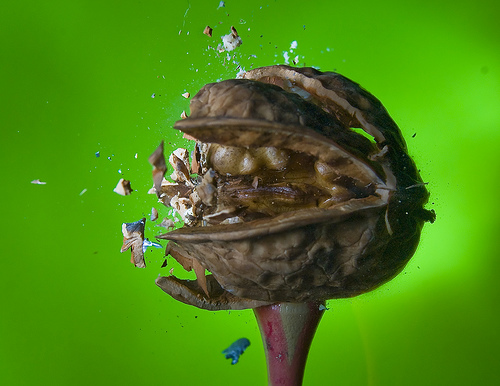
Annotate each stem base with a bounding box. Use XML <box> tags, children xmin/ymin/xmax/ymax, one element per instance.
<box><xmin>253</xmin><ymin>302</ymin><xmax>325</xmax><ymax>386</ymax></box>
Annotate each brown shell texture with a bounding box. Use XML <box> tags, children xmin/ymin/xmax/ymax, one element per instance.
<box><xmin>154</xmin><ymin>65</ymin><xmax>435</xmax><ymax>311</ymax></box>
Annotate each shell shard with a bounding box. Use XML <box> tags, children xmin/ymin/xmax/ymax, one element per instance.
<box><xmin>114</xmin><ymin>178</ymin><xmax>133</xmax><ymax>196</ymax></box>
<box><xmin>154</xmin><ymin>65</ymin><xmax>435</xmax><ymax>310</ymax></box>
<box><xmin>148</xmin><ymin>141</ymin><xmax>167</xmax><ymax>197</ymax></box>
<box><xmin>121</xmin><ymin>218</ymin><xmax>147</xmax><ymax>268</ymax></box>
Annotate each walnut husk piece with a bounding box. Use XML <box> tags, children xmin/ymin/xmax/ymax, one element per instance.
<box><xmin>155</xmin><ymin>65</ymin><xmax>435</xmax><ymax>310</ymax></box>
<box><xmin>148</xmin><ymin>141</ymin><xmax>167</xmax><ymax>197</ymax></box>
<box><xmin>121</xmin><ymin>218</ymin><xmax>147</xmax><ymax>268</ymax></box>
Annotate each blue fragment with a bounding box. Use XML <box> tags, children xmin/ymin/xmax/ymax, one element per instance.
<box><xmin>95</xmin><ymin>151</ymin><xmax>100</xmax><ymax>158</ymax></box>
<box><xmin>222</xmin><ymin>338</ymin><xmax>250</xmax><ymax>365</ymax></box>
<box><xmin>142</xmin><ymin>238</ymin><xmax>162</xmax><ymax>253</ymax></box>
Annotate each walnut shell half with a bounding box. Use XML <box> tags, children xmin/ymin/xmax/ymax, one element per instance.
<box><xmin>155</xmin><ymin>65</ymin><xmax>435</xmax><ymax>310</ymax></box>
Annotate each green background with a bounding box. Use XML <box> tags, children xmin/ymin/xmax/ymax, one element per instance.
<box><xmin>1</xmin><ymin>0</ymin><xmax>499</xmax><ymax>385</ymax></box>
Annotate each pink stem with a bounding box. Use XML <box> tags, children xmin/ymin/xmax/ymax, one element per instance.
<box><xmin>253</xmin><ymin>302</ymin><xmax>325</xmax><ymax>386</ymax></box>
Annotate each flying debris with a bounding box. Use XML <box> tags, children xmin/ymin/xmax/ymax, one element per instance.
<box><xmin>222</xmin><ymin>338</ymin><xmax>250</xmax><ymax>365</ymax></box>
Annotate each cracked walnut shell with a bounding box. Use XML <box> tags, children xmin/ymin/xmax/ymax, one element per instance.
<box><xmin>154</xmin><ymin>65</ymin><xmax>435</xmax><ymax>310</ymax></box>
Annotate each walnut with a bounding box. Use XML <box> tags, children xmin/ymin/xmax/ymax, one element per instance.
<box><xmin>154</xmin><ymin>65</ymin><xmax>435</xmax><ymax>310</ymax></box>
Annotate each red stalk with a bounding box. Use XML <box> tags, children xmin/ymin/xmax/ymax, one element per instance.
<box><xmin>253</xmin><ymin>302</ymin><xmax>325</xmax><ymax>386</ymax></box>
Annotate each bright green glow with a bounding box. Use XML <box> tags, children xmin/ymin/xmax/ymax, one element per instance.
<box><xmin>1</xmin><ymin>0</ymin><xmax>499</xmax><ymax>385</ymax></box>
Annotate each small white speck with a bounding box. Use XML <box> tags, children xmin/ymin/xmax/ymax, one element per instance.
<box><xmin>283</xmin><ymin>51</ymin><xmax>290</xmax><ymax>64</ymax></box>
<box><xmin>31</xmin><ymin>179</ymin><xmax>47</xmax><ymax>185</ymax></box>
<box><xmin>236</xmin><ymin>67</ymin><xmax>246</xmax><ymax>78</ymax></box>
